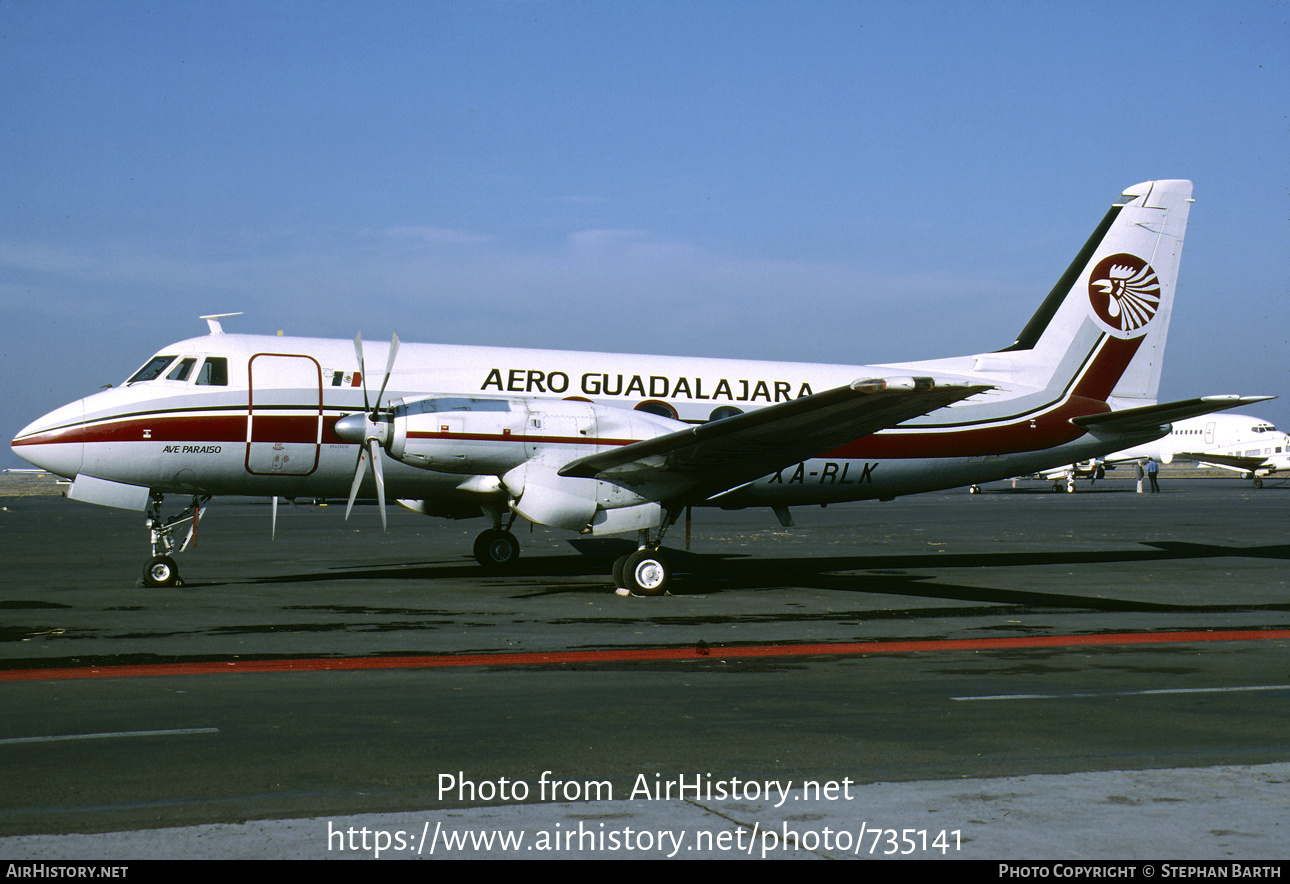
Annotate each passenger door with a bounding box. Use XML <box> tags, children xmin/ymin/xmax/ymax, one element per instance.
<box><xmin>245</xmin><ymin>353</ymin><xmax>323</xmax><ymax>476</ymax></box>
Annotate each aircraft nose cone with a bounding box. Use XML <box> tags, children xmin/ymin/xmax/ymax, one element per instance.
<box><xmin>11</xmin><ymin>399</ymin><xmax>86</xmax><ymax>479</ymax></box>
<box><xmin>333</xmin><ymin>413</ymin><xmax>368</xmax><ymax>444</ymax></box>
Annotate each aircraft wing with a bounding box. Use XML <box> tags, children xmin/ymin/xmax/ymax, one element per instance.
<box><xmin>1070</xmin><ymin>395</ymin><xmax>1276</xmax><ymax>441</ymax></box>
<box><xmin>1176</xmin><ymin>452</ymin><xmax>1269</xmax><ymax>472</ymax></box>
<box><xmin>558</xmin><ymin>377</ymin><xmax>990</xmax><ymax>502</ymax></box>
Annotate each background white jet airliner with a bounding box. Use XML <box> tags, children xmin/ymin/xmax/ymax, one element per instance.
<box><xmin>1036</xmin><ymin>412</ymin><xmax>1287</xmax><ymax>491</ymax></box>
<box><xmin>11</xmin><ymin>179</ymin><xmax>1270</xmax><ymax>594</ymax></box>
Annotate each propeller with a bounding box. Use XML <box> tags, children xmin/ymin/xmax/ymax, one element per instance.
<box><xmin>336</xmin><ymin>331</ymin><xmax>399</xmax><ymax>530</ymax></box>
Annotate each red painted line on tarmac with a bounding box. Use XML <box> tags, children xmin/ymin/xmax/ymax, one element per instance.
<box><xmin>2</xmin><ymin>629</ymin><xmax>1287</xmax><ymax>683</ymax></box>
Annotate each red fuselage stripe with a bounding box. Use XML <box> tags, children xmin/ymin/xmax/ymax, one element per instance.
<box><xmin>14</xmin><ymin>412</ymin><xmax>347</xmax><ymax>447</ymax></box>
<box><xmin>405</xmin><ymin>431</ymin><xmax>638</xmax><ymax>447</ymax></box>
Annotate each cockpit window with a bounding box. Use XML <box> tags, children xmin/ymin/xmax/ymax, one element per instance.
<box><xmin>127</xmin><ymin>355</ymin><xmax>178</xmax><ymax>384</ymax></box>
<box><xmin>166</xmin><ymin>358</ymin><xmax>197</xmax><ymax>382</ymax></box>
<box><xmin>195</xmin><ymin>357</ymin><xmax>228</xmax><ymax>386</ymax></box>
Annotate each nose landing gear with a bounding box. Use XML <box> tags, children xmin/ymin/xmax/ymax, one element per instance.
<box><xmin>142</xmin><ymin>554</ymin><xmax>180</xmax><ymax>588</ymax></box>
<box><xmin>140</xmin><ymin>493</ymin><xmax>210</xmax><ymax>587</ymax></box>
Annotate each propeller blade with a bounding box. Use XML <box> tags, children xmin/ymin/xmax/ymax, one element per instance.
<box><xmin>345</xmin><ymin>446</ymin><xmax>368</xmax><ymax>521</ymax></box>
<box><xmin>271</xmin><ymin>495</ymin><xmax>278</xmax><ymax>540</ymax></box>
<box><xmin>372</xmin><ymin>332</ymin><xmax>400</xmax><ymax>416</ymax></box>
<box><xmin>346</xmin><ymin>331</ymin><xmax>396</xmax><ymax>530</ymax></box>
<box><xmin>353</xmin><ymin>331</ymin><xmax>369</xmax><ymax>414</ymax></box>
<box><xmin>370</xmin><ymin>438</ymin><xmax>387</xmax><ymax>532</ymax></box>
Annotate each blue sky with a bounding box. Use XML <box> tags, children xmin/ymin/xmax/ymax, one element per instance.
<box><xmin>3</xmin><ymin>1</ymin><xmax>1287</xmax><ymax>467</ymax></box>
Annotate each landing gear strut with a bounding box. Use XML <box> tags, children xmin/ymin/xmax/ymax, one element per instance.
<box><xmin>613</xmin><ymin>509</ymin><xmax>680</xmax><ymax>596</ymax></box>
<box><xmin>140</xmin><ymin>493</ymin><xmax>210</xmax><ymax>587</ymax></box>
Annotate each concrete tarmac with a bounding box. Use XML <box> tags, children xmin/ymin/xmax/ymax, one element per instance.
<box><xmin>0</xmin><ymin>473</ymin><xmax>1287</xmax><ymax>859</ymax></box>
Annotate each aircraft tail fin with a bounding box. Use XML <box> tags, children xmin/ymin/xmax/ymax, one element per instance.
<box><xmin>978</xmin><ymin>180</ymin><xmax>1194</xmax><ymax>406</ymax></box>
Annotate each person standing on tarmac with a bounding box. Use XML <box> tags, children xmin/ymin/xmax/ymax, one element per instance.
<box><xmin>1145</xmin><ymin>457</ymin><xmax>1161</xmax><ymax>492</ymax></box>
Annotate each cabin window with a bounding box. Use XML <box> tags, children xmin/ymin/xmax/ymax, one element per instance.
<box><xmin>709</xmin><ymin>405</ymin><xmax>744</xmax><ymax>422</ymax></box>
<box><xmin>127</xmin><ymin>355</ymin><xmax>177</xmax><ymax>384</ymax></box>
<box><xmin>636</xmin><ymin>400</ymin><xmax>679</xmax><ymax>420</ymax></box>
<box><xmin>166</xmin><ymin>358</ymin><xmax>197</xmax><ymax>382</ymax></box>
<box><xmin>196</xmin><ymin>357</ymin><xmax>229</xmax><ymax>386</ymax></box>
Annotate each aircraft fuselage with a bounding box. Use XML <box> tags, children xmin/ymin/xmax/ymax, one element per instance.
<box><xmin>13</xmin><ymin>332</ymin><xmax>1140</xmax><ymax>510</ymax></box>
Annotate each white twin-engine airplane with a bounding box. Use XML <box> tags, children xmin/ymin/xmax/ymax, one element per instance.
<box><xmin>11</xmin><ymin>179</ymin><xmax>1271</xmax><ymax>594</ymax></box>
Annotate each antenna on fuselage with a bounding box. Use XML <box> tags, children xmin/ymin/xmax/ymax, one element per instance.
<box><xmin>199</xmin><ymin>313</ymin><xmax>243</xmax><ymax>335</ymax></box>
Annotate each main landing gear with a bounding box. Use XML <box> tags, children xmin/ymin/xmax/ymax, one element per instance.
<box><xmin>613</xmin><ymin>547</ymin><xmax>670</xmax><ymax>596</ymax></box>
<box><xmin>473</xmin><ymin>527</ymin><xmax>520</xmax><ymax>568</ymax></box>
<box><xmin>472</xmin><ymin>509</ymin><xmax>521</xmax><ymax>569</ymax></box>
<box><xmin>140</xmin><ymin>492</ymin><xmax>210</xmax><ymax>587</ymax></box>
<box><xmin>611</xmin><ymin>511</ymin><xmax>680</xmax><ymax>596</ymax></box>
<box><xmin>469</xmin><ymin>508</ymin><xmax>677</xmax><ymax>596</ymax></box>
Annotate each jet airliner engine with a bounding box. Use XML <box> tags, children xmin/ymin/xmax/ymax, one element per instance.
<box><xmin>338</xmin><ymin>395</ymin><xmax>684</xmax><ymax>535</ymax></box>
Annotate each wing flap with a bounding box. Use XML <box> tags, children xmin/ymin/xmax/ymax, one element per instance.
<box><xmin>559</xmin><ymin>377</ymin><xmax>989</xmax><ymax>501</ymax></box>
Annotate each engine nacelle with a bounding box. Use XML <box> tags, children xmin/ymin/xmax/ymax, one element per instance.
<box><xmin>384</xmin><ymin>395</ymin><xmax>688</xmax><ymax>474</ymax></box>
<box><xmin>501</xmin><ymin>463</ymin><xmax>598</xmax><ymax>530</ymax></box>
<box><xmin>501</xmin><ymin>462</ymin><xmax>657</xmax><ymax>532</ymax></box>
<box><xmin>388</xmin><ymin>396</ymin><xmax>528</xmax><ymax>474</ymax></box>
<box><xmin>377</xmin><ymin>394</ymin><xmax>687</xmax><ymax>533</ymax></box>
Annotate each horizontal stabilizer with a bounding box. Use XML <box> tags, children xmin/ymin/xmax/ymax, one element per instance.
<box><xmin>559</xmin><ymin>377</ymin><xmax>989</xmax><ymax>502</ymax></box>
<box><xmin>1070</xmin><ymin>395</ymin><xmax>1276</xmax><ymax>440</ymax></box>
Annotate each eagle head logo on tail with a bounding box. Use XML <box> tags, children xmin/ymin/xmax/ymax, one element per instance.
<box><xmin>1088</xmin><ymin>253</ymin><xmax>1161</xmax><ymax>336</ymax></box>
